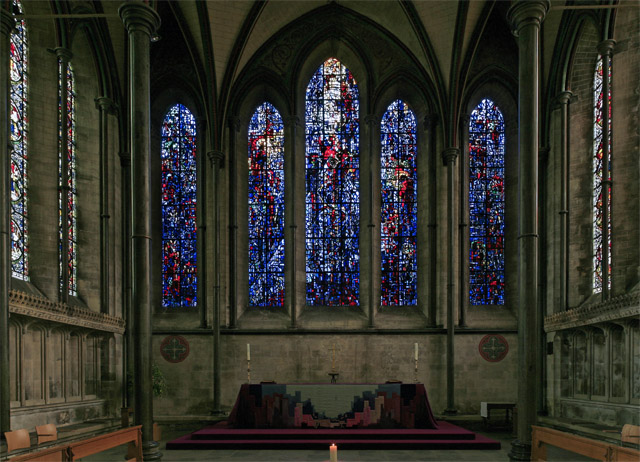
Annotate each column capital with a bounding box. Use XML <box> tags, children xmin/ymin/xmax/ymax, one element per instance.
<box><xmin>553</xmin><ymin>91</ymin><xmax>573</xmax><ymax>107</ymax></box>
<box><xmin>228</xmin><ymin>116</ymin><xmax>242</xmax><ymax>132</ymax></box>
<box><xmin>597</xmin><ymin>39</ymin><xmax>616</xmax><ymax>57</ymax></box>
<box><xmin>95</xmin><ymin>96</ymin><xmax>117</xmax><ymax>114</ymax></box>
<box><xmin>507</xmin><ymin>0</ymin><xmax>550</xmax><ymax>36</ymax></box>
<box><xmin>0</xmin><ymin>7</ymin><xmax>15</xmax><ymax>37</ymax></box>
<box><xmin>119</xmin><ymin>1</ymin><xmax>160</xmax><ymax>37</ymax></box>
<box><xmin>54</xmin><ymin>47</ymin><xmax>73</xmax><ymax>63</ymax></box>
<box><xmin>364</xmin><ymin>114</ymin><xmax>377</xmax><ymax>126</ymax></box>
<box><xmin>286</xmin><ymin>115</ymin><xmax>300</xmax><ymax>127</ymax></box>
<box><xmin>208</xmin><ymin>150</ymin><xmax>225</xmax><ymax>167</ymax></box>
<box><xmin>118</xmin><ymin>151</ymin><xmax>131</xmax><ymax>167</ymax></box>
<box><xmin>441</xmin><ymin>147</ymin><xmax>459</xmax><ymax>166</ymax></box>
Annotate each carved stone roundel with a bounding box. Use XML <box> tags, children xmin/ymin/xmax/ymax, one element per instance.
<box><xmin>160</xmin><ymin>335</ymin><xmax>190</xmax><ymax>363</ymax></box>
<box><xmin>478</xmin><ymin>334</ymin><xmax>509</xmax><ymax>362</ymax></box>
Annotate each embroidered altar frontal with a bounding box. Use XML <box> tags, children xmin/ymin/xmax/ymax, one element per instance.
<box><xmin>228</xmin><ymin>383</ymin><xmax>438</xmax><ymax>429</ymax></box>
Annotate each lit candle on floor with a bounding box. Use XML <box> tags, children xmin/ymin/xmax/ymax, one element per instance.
<box><xmin>247</xmin><ymin>343</ymin><xmax>251</xmax><ymax>361</ymax></box>
<box><xmin>330</xmin><ymin>443</ymin><xmax>338</xmax><ymax>462</ymax></box>
<box><xmin>414</xmin><ymin>342</ymin><xmax>419</xmax><ymax>361</ymax></box>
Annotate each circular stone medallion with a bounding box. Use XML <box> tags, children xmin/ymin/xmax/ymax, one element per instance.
<box><xmin>160</xmin><ymin>335</ymin><xmax>190</xmax><ymax>363</ymax></box>
<box><xmin>478</xmin><ymin>334</ymin><xmax>509</xmax><ymax>362</ymax></box>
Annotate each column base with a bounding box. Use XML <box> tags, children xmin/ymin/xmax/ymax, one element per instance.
<box><xmin>210</xmin><ymin>409</ymin><xmax>226</xmax><ymax>416</ymax></box>
<box><xmin>142</xmin><ymin>440</ymin><xmax>162</xmax><ymax>461</ymax></box>
<box><xmin>508</xmin><ymin>439</ymin><xmax>531</xmax><ymax>461</ymax></box>
<box><xmin>443</xmin><ymin>408</ymin><xmax>458</xmax><ymax>416</ymax></box>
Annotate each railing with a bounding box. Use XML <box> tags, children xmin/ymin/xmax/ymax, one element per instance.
<box><xmin>8</xmin><ymin>426</ymin><xmax>142</xmax><ymax>462</ymax></box>
<box><xmin>532</xmin><ymin>425</ymin><xmax>640</xmax><ymax>462</ymax></box>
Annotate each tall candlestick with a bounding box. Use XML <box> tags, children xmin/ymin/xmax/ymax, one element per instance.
<box><xmin>329</xmin><ymin>443</ymin><xmax>338</xmax><ymax>462</ymax></box>
<box><xmin>247</xmin><ymin>343</ymin><xmax>251</xmax><ymax>361</ymax></box>
<box><xmin>414</xmin><ymin>342</ymin><xmax>418</xmax><ymax>361</ymax></box>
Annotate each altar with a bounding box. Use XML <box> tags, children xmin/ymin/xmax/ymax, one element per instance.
<box><xmin>228</xmin><ymin>383</ymin><xmax>438</xmax><ymax>429</ymax></box>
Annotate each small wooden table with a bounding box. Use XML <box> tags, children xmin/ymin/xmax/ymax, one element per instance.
<box><xmin>481</xmin><ymin>402</ymin><xmax>515</xmax><ymax>430</ymax></box>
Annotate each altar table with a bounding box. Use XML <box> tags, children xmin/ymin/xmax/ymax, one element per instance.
<box><xmin>228</xmin><ymin>383</ymin><xmax>438</xmax><ymax>429</ymax></box>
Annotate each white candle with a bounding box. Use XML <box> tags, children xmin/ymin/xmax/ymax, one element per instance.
<box><xmin>329</xmin><ymin>443</ymin><xmax>338</xmax><ymax>462</ymax></box>
<box><xmin>247</xmin><ymin>343</ymin><xmax>251</xmax><ymax>361</ymax></box>
<box><xmin>414</xmin><ymin>342</ymin><xmax>418</xmax><ymax>361</ymax></box>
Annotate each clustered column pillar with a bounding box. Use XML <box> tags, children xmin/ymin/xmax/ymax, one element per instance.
<box><xmin>507</xmin><ymin>1</ymin><xmax>549</xmax><ymax>460</ymax></box>
<box><xmin>597</xmin><ymin>39</ymin><xmax>615</xmax><ymax>300</ymax></box>
<box><xmin>95</xmin><ymin>97</ymin><xmax>116</xmax><ymax>315</ymax></box>
<box><xmin>555</xmin><ymin>91</ymin><xmax>572</xmax><ymax>311</ymax></box>
<box><xmin>208</xmin><ymin>149</ymin><xmax>224</xmax><ymax>414</ymax></box>
<box><xmin>56</xmin><ymin>47</ymin><xmax>73</xmax><ymax>304</ymax></box>
<box><xmin>425</xmin><ymin>115</ymin><xmax>438</xmax><ymax>327</ymax></box>
<box><xmin>286</xmin><ymin>116</ymin><xmax>299</xmax><ymax>329</ymax></box>
<box><xmin>227</xmin><ymin>118</ymin><xmax>240</xmax><ymax>329</ymax></box>
<box><xmin>458</xmin><ymin>115</ymin><xmax>470</xmax><ymax>328</ymax></box>
<box><xmin>0</xmin><ymin>5</ymin><xmax>15</xmax><ymax>438</ymax></box>
<box><xmin>119</xmin><ymin>2</ymin><xmax>161</xmax><ymax>460</ymax></box>
<box><xmin>442</xmin><ymin>146</ymin><xmax>459</xmax><ymax>416</ymax></box>
<box><xmin>365</xmin><ymin>114</ymin><xmax>377</xmax><ymax>328</ymax></box>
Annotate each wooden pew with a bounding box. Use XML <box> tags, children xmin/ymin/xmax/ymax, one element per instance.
<box><xmin>7</xmin><ymin>425</ymin><xmax>143</xmax><ymax>462</ymax></box>
<box><xmin>532</xmin><ymin>425</ymin><xmax>640</xmax><ymax>462</ymax></box>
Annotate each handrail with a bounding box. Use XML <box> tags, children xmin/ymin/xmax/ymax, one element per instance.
<box><xmin>532</xmin><ymin>425</ymin><xmax>640</xmax><ymax>462</ymax></box>
<box><xmin>7</xmin><ymin>426</ymin><xmax>142</xmax><ymax>462</ymax></box>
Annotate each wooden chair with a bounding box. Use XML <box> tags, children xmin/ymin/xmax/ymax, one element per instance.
<box><xmin>35</xmin><ymin>423</ymin><xmax>57</xmax><ymax>445</ymax></box>
<box><xmin>4</xmin><ymin>428</ymin><xmax>31</xmax><ymax>453</ymax></box>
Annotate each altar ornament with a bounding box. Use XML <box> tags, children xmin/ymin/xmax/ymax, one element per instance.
<box><xmin>247</xmin><ymin>343</ymin><xmax>251</xmax><ymax>383</ymax></box>
<box><xmin>414</xmin><ymin>343</ymin><xmax>419</xmax><ymax>383</ymax></box>
<box><xmin>329</xmin><ymin>443</ymin><xmax>338</xmax><ymax>462</ymax></box>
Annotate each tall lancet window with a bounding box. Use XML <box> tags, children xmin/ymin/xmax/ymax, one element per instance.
<box><xmin>161</xmin><ymin>104</ymin><xmax>197</xmax><ymax>307</ymax></box>
<box><xmin>593</xmin><ymin>57</ymin><xmax>612</xmax><ymax>293</ymax></box>
<box><xmin>469</xmin><ymin>99</ymin><xmax>505</xmax><ymax>305</ymax></box>
<box><xmin>380</xmin><ymin>100</ymin><xmax>417</xmax><ymax>305</ymax></box>
<box><xmin>59</xmin><ymin>62</ymin><xmax>77</xmax><ymax>296</ymax></box>
<box><xmin>305</xmin><ymin>58</ymin><xmax>360</xmax><ymax>306</ymax></box>
<box><xmin>10</xmin><ymin>0</ymin><xmax>28</xmax><ymax>280</ymax></box>
<box><xmin>248</xmin><ymin>103</ymin><xmax>285</xmax><ymax>306</ymax></box>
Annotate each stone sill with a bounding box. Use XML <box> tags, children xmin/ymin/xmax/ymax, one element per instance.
<box><xmin>544</xmin><ymin>290</ymin><xmax>640</xmax><ymax>332</ymax></box>
<box><xmin>9</xmin><ymin>290</ymin><xmax>125</xmax><ymax>334</ymax></box>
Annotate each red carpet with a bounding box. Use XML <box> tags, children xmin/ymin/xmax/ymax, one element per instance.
<box><xmin>166</xmin><ymin>420</ymin><xmax>501</xmax><ymax>450</ymax></box>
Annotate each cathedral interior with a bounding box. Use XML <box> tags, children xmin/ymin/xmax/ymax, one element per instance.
<box><xmin>0</xmin><ymin>0</ymin><xmax>638</xmax><ymax>460</ymax></box>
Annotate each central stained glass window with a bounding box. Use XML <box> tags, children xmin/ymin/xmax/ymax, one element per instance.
<box><xmin>380</xmin><ymin>100</ymin><xmax>417</xmax><ymax>305</ymax></box>
<box><xmin>161</xmin><ymin>104</ymin><xmax>197</xmax><ymax>307</ymax></box>
<box><xmin>248</xmin><ymin>102</ymin><xmax>285</xmax><ymax>306</ymax></box>
<box><xmin>469</xmin><ymin>98</ymin><xmax>505</xmax><ymax>305</ymax></box>
<box><xmin>305</xmin><ymin>58</ymin><xmax>360</xmax><ymax>306</ymax></box>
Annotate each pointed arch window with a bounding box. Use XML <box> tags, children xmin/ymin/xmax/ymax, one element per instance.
<box><xmin>469</xmin><ymin>99</ymin><xmax>505</xmax><ymax>305</ymax></box>
<box><xmin>161</xmin><ymin>104</ymin><xmax>197</xmax><ymax>307</ymax></box>
<box><xmin>380</xmin><ymin>100</ymin><xmax>417</xmax><ymax>305</ymax></box>
<box><xmin>305</xmin><ymin>58</ymin><xmax>360</xmax><ymax>306</ymax></box>
<box><xmin>10</xmin><ymin>0</ymin><xmax>28</xmax><ymax>280</ymax></box>
<box><xmin>248</xmin><ymin>102</ymin><xmax>285</xmax><ymax>306</ymax></box>
<box><xmin>59</xmin><ymin>62</ymin><xmax>77</xmax><ymax>296</ymax></box>
<box><xmin>593</xmin><ymin>57</ymin><xmax>612</xmax><ymax>293</ymax></box>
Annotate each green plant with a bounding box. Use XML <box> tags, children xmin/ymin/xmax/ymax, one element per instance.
<box><xmin>152</xmin><ymin>363</ymin><xmax>167</xmax><ymax>397</ymax></box>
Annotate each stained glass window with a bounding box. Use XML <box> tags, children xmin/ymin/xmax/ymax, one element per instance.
<box><xmin>161</xmin><ymin>104</ymin><xmax>197</xmax><ymax>307</ymax></box>
<box><xmin>469</xmin><ymin>99</ymin><xmax>505</xmax><ymax>305</ymax></box>
<box><xmin>380</xmin><ymin>100</ymin><xmax>417</xmax><ymax>305</ymax></box>
<box><xmin>305</xmin><ymin>58</ymin><xmax>360</xmax><ymax>306</ymax></box>
<box><xmin>248</xmin><ymin>102</ymin><xmax>285</xmax><ymax>306</ymax></box>
<box><xmin>10</xmin><ymin>0</ymin><xmax>28</xmax><ymax>280</ymax></box>
<box><xmin>593</xmin><ymin>57</ymin><xmax>612</xmax><ymax>293</ymax></box>
<box><xmin>59</xmin><ymin>62</ymin><xmax>76</xmax><ymax>296</ymax></box>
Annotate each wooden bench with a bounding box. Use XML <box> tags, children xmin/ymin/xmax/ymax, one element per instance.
<box><xmin>7</xmin><ymin>425</ymin><xmax>143</xmax><ymax>462</ymax></box>
<box><xmin>480</xmin><ymin>402</ymin><xmax>515</xmax><ymax>430</ymax></box>
<box><xmin>532</xmin><ymin>425</ymin><xmax>640</xmax><ymax>462</ymax></box>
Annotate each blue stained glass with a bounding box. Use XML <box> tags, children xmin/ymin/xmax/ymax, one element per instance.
<box><xmin>305</xmin><ymin>58</ymin><xmax>360</xmax><ymax>306</ymax></box>
<box><xmin>161</xmin><ymin>104</ymin><xmax>197</xmax><ymax>307</ymax></box>
<box><xmin>10</xmin><ymin>0</ymin><xmax>28</xmax><ymax>280</ymax></box>
<box><xmin>380</xmin><ymin>100</ymin><xmax>417</xmax><ymax>305</ymax></box>
<box><xmin>469</xmin><ymin>99</ymin><xmax>505</xmax><ymax>305</ymax></box>
<box><xmin>248</xmin><ymin>102</ymin><xmax>285</xmax><ymax>306</ymax></box>
<box><xmin>59</xmin><ymin>62</ymin><xmax>76</xmax><ymax>296</ymax></box>
<box><xmin>593</xmin><ymin>57</ymin><xmax>612</xmax><ymax>293</ymax></box>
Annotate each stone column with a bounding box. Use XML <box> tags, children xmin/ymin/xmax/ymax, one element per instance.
<box><xmin>507</xmin><ymin>1</ymin><xmax>549</xmax><ymax>459</ymax></box>
<box><xmin>365</xmin><ymin>114</ymin><xmax>377</xmax><ymax>328</ymax></box>
<box><xmin>56</xmin><ymin>47</ymin><xmax>73</xmax><ymax>303</ymax></box>
<box><xmin>119</xmin><ymin>150</ymin><xmax>133</xmax><ymax>409</ymax></box>
<box><xmin>555</xmin><ymin>91</ymin><xmax>572</xmax><ymax>311</ymax></box>
<box><xmin>286</xmin><ymin>116</ymin><xmax>299</xmax><ymax>329</ymax></box>
<box><xmin>458</xmin><ymin>115</ymin><xmax>470</xmax><ymax>328</ymax></box>
<box><xmin>227</xmin><ymin>117</ymin><xmax>239</xmax><ymax>328</ymax></box>
<box><xmin>119</xmin><ymin>2</ymin><xmax>161</xmax><ymax>460</ymax></box>
<box><xmin>425</xmin><ymin>116</ymin><xmax>438</xmax><ymax>327</ymax></box>
<box><xmin>442</xmin><ymin>147</ymin><xmax>459</xmax><ymax>415</ymax></box>
<box><xmin>597</xmin><ymin>39</ymin><xmax>615</xmax><ymax>299</ymax></box>
<box><xmin>95</xmin><ymin>97</ymin><xmax>116</xmax><ymax>315</ymax></box>
<box><xmin>196</xmin><ymin>118</ymin><xmax>207</xmax><ymax>328</ymax></box>
<box><xmin>0</xmin><ymin>6</ymin><xmax>15</xmax><ymax>437</ymax></box>
<box><xmin>208</xmin><ymin>150</ymin><xmax>224</xmax><ymax>414</ymax></box>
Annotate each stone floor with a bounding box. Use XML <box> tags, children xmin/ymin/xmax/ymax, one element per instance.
<box><xmin>82</xmin><ymin>423</ymin><xmax>515</xmax><ymax>461</ymax></box>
